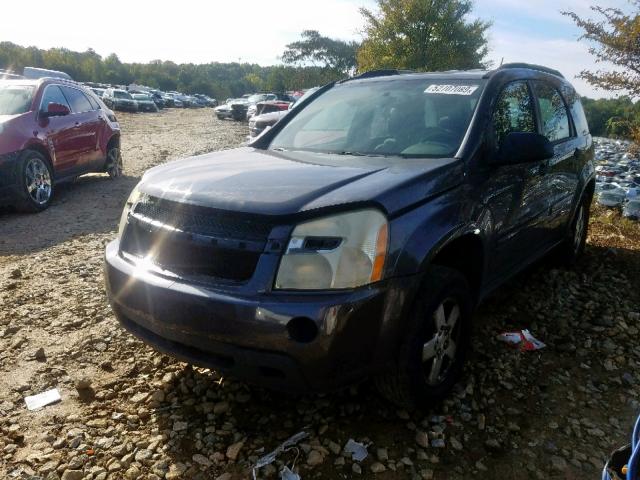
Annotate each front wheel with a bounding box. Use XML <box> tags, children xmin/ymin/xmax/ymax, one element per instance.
<box><xmin>15</xmin><ymin>150</ymin><xmax>54</xmax><ymax>213</ymax></box>
<box><xmin>376</xmin><ymin>266</ymin><xmax>472</xmax><ymax>409</ymax></box>
<box><xmin>105</xmin><ymin>144</ymin><xmax>123</xmax><ymax>178</ymax></box>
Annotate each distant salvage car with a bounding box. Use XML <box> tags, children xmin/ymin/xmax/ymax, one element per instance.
<box><xmin>248</xmin><ymin>110</ymin><xmax>288</xmax><ymax>137</ymax></box>
<box><xmin>0</xmin><ymin>78</ymin><xmax>121</xmax><ymax>212</ymax></box>
<box><xmin>623</xmin><ymin>199</ymin><xmax>640</xmax><ymax>220</ymax></box>
<box><xmin>105</xmin><ymin>64</ymin><xmax>594</xmax><ymax>407</ymax></box>
<box><xmin>132</xmin><ymin>94</ymin><xmax>159</xmax><ymax>113</ymax></box>
<box><xmin>597</xmin><ymin>191</ymin><xmax>626</xmax><ymax>208</ymax></box>
<box><xmin>103</xmin><ymin>88</ymin><xmax>138</xmax><ymax>112</ymax></box>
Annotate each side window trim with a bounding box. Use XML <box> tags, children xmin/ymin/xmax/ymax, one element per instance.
<box><xmin>60</xmin><ymin>86</ymin><xmax>93</xmax><ymax>114</ymax></box>
<box><xmin>491</xmin><ymin>79</ymin><xmax>537</xmax><ymax>150</ymax></box>
<box><xmin>558</xmin><ymin>85</ymin><xmax>578</xmax><ymax>138</ymax></box>
<box><xmin>39</xmin><ymin>84</ymin><xmax>69</xmax><ymax>112</ymax></box>
<box><xmin>530</xmin><ymin>80</ymin><xmax>574</xmax><ymax>144</ymax></box>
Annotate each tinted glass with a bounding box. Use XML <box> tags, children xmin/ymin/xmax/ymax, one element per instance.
<box><xmin>39</xmin><ymin>85</ymin><xmax>70</xmax><ymax>112</ymax></box>
<box><xmin>492</xmin><ymin>81</ymin><xmax>535</xmax><ymax>148</ymax></box>
<box><xmin>271</xmin><ymin>79</ymin><xmax>484</xmax><ymax>158</ymax></box>
<box><xmin>61</xmin><ymin>86</ymin><xmax>92</xmax><ymax>113</ymax></box>
<box><xmin>533</xmin><ymin>81</ymin><xmax>570</xmax><ymax>141</ymax></box>
<box><xmin>114</xmin><ymin>91</ymin><xmax>132</xmax><ymax>99</ymax></box>
<box><xmin>561</xmin><ymin>85</ymin><xmax>589</xmax><ymax>137</ymax></box>
<box><xmin>85</xmin><ymin>91</ymin><xmax>100</xmax><ymax>110</ymax></box>
<box><xmin>0</xmin><ymin>84</ymin><xmax>35</xmax><ymax>115</ymax></box>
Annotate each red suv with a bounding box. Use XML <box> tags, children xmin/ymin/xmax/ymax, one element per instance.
<box><xmin>0</xmin><ymin>77</ymin><xmax>122</xmax><ymax>212</ymax></box>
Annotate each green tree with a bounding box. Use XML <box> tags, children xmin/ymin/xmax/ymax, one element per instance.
<box><xmin>0</xmin><ymin>41</ymin><xmax>339</xmax><ymax>98</ymax></box>
<box><xmin>282</xmin><ymin>30</ymin><xmax>359</xmax><ymax>75</ymax></box>
<box><xmin>357</xmin><ymin>0</ymin><xmax>491</xmax><ymax>72</ymax></box>
<box><xmin>563</xmin><ymin>2</ymin><xmax>640</xmax><ymax>96</ymax></box>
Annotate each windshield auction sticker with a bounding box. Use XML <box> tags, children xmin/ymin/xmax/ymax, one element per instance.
<box><xmin>424</xmin><ymin>84</ymin><xmax>479</xmax><ymax>95</ymax></box>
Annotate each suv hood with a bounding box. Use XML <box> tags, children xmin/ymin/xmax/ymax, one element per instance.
<box><xmin>139</xmin><ymin>147</ymin><xmax>464</xmax><ymax>216</ymax></box>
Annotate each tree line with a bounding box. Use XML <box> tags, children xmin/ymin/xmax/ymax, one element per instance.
<box><xmin>0</xmin><ymin>41</ymin><xmax>344</xmax><ymax>100</ymax></box>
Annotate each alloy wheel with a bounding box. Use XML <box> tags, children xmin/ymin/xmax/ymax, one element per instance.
<box><xmin>25</xmin><ymin>157</ymin><xmax>52</xmax><ymax>205</ymax></box>
<box><xmin>422</xmin><ymin>298</ymin><xmax>461</xmax><ymax>386</ymax></box>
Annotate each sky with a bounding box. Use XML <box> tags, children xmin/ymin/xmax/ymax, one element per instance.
<box><xmin>0</xmin><ymin>0</ymin><xmax>631</xmax><ymax>99</ymax></box>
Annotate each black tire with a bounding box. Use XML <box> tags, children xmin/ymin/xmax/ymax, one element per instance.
<box><xmin>105</xmin><ymin>143</ymin><xmax>123</xmax><ymax>179</ymax></box>
<box><xmin>375</xmin><ymin>265</ymin><xmax>472</xmax><ymax>409</ymax></box>
<box><xmin>14</xmin><ymin>150</ymin><xmax>54</xmax><ymax>213</ymax></box>
<box><xmin>556</xmin><ymin>194</ymin><xmax>591</xmax><ymax>266</ymax></box>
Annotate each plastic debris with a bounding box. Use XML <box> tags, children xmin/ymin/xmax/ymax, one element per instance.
<box><xmin>252</xmin><ymin>431</ymin><xmax>308</xmax><ymax>480</ymax></box>
<box><xmin>24</xmin><ymin>388</ymin><xmax>61</xmax><ymax>410</ymax></box>
<box><xmin>344</xmin><ymin>438</ymin><xmax>368</xmax><ymax>462</ymax></box>
<box><xmin>280</xmin><ymin>466</ymin><xmax>301</xmax><ymax>480</ymax></box>
<box><xmin>497</xmin><ymin>329</ymin><xmax>546</xmax><ymax>351</ymax></box>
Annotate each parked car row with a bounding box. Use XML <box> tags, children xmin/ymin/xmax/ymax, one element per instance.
<box><xmin>594</xmin><ymin>137</ymin><xmax>640</xmax><ymax>220</ymax></box>
<box><xmin>83</xmin><ymin>82</ymin><xmax>218</xmax><ymax>113</ymax></box>
<box><xmin>214</xmin><ymin>89</ymin><xmax>320</xmax><ymax>141</ymax></box>
<box><xmin>214</xmin><ymin>92</ymin><xmax>299</xmax><ymax>123</ymax></box>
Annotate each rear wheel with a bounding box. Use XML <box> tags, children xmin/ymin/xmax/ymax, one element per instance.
<box><xmin>15</xmin><ymin>150</ymin><xmax>54</xmax><ymax>213</ymax></box>
<box><xmin>375</xmin><ymin>266</ymin><xmax>472</xmax><ymax>409</ymax></box>
<box><xmin>105</xmin><ymin>143</ymin><xmax>123</xmax><ymax>178</ymax></box>
<box><xmin>557</xmin><ymin>194</ymin><xmax>590</xmax><ymax>266</ymax></box>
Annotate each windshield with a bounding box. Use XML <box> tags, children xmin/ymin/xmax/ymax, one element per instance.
<box><xmin>114</xmin><ymin>91</ymin><xmax>132</xmax><ymax>99</ymax></box>
<box><xmin>270</xmin><ymin>79</ymin><xmax>484</xmax><ymax>158</ymax></box>
<box><xmin>133</xmin><ymin>94</ymin><xmax>151</xmax><ymax>101</ymax></box>
<box><xmin>0</xmin><ymin>84</ymin><xmax>34</xmax><ymax>115</ymax></box>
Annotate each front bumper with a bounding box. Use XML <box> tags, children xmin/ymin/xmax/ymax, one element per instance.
<box><xmin>104</xmin><ymin>239</ymin><xmax>418</xmax><ymax>392</ymax></box>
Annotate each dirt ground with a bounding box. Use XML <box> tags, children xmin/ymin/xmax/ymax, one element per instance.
<box><xmin>1</xmin><ymin>108</ymin><xmax>639</xmax><ymax>480</ymax></box>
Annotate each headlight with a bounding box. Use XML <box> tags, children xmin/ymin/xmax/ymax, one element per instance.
<box><xmin>275</xmin><ymin>209</ymin><xmax>388</xmax><ymax>290</ymax></box>
<box><xmin>118</xmin><ymin>185</ymin><xmax>143</xmax><ymax>238</ymax></box>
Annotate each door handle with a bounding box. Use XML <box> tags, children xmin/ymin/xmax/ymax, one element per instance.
<box><xmin>74</xmin><ymin>122</ymin><xmax>80</xmax><ymax>126</ymax></box>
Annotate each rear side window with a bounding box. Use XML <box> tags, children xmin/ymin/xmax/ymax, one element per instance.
<box><xmin>532</xmin><ymin>81</ymin><xmax>571</xmax><ymax>142</ymax></box>
<box><xmin>492</xmin><ymin>81</ymin><xmax>536</xmax><ymax>147</ymax></box>
<box><xmin>84</xmin><ymin>90</ymin><xmax>100</xmax><ymax>110</ymax></box>
<box><xmin>61</xmin><ymin>86</ymin><xmax>93</xmax><ymax>113</ymax></box>
<box><xmin>562</xmin><ymin>85</ymin><xmax>589</xmax><ymax>137</ymax></box>
<box><xmin>40</xmin><ymin>85</ymin><xmax>70</xmax><ymax>111</ymax></box>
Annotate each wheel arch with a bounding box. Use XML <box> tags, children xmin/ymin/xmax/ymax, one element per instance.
<box><xmin>425</xmin><ymin>231</ymin><xmax>486</xmax><ymax>305</ymax></box>
<box><xmin>22</xmin><ymin>142</ymin><xmax>54</xmax><ymax>171</ymax></box>
<box><xmin>107</xmin><ymin>133</ymin><xmax>121</xmax><ymax>150</ymax></box>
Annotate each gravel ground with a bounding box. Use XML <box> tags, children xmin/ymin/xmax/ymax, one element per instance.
<box><xmin>1</xmin><ymin>109</ymin><xmax>639</xmax><ymax>480</ymax></box>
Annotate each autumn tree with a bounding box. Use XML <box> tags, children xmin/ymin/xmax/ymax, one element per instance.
<box><xmin>357</xmin><ymin>0</ymin><xmax>491</xmax><ymax>72</ymax></box>
<box><xmin>564</xmin><ymin>2</ymin><xmax>640</xmax><ymax>143</ymax></box>
<box><xmin>282</xmin><ymin>30</ymin><xmax>360</xmax><ymax>75</ymax></box>
<box><xmin>564</xmin><ymin>2</ymin><xmax>640</xmax><ymax>96</ymax></box>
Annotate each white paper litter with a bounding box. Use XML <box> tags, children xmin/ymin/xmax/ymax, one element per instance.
<box><xmin>24</xmin><ymin>388</ymin><xmax>61</xmax><ymax>410</ymax></box>
<box><xmin>344</xmin><ymin>438</ymin><xmax>368</xmax><ymax>462</ymax></box>
<box><xmin>280</xmin><ymin>466</ymin><xmax>301</xmax><ymax>480</ymax></box>
<box><xmin>252</xmin><ymin>431</ymin><xmax>308</xmax><ymax>479</ymax></box>
<box><xmin>497</xmin><ymin>329</ymin><xmax>546</xmax><ymax>351</ymax></box>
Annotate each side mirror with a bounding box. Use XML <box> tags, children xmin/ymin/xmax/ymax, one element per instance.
<box><xmin>42</xmin><ymin>102</ymin><xmax>71</xmax><ymax>118</ymax></box>
<box><xmin>493</xmin><ymin>132</ymin><xmax>554</xmax><ymax>165</ymax></box>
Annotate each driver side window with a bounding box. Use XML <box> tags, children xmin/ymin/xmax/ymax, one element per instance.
<box><xmin>493</xmin><ymin>81</ymin><xmax>535</xmax><ymax>148</ymax></box>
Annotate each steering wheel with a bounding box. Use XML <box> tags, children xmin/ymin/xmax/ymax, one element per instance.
<box><xmin>373</xmin><ymin>138</ymin><xmax>398</xmax><ymax>153</ymax></box>
<box><xmin>421</xmin><ymin>127</ymin><xmax>459</xmax><ymax>145</ymax></box>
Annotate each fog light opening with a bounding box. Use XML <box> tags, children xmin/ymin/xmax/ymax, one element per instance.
<box><xmin>287</xmin><ymin>317</ymin><xmax>318</xmax><ymax>343</ymax></box>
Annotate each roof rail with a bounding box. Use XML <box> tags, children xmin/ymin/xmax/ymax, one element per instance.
<box><xmin>489</xmin><ymin>63</ymin><xmax>564</xmax><ymax>79</ymax></box>
<box><xmin>340</xmin><ymin>69</ymin><xmax>415</xmax><ymax>82</ymax></box>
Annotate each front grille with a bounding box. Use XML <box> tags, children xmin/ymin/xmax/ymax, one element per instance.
<box><xmin>120</xmin><ymin>197</ymin><xmax>274</xmax><ymax>282</ymax></box>
<box><xmin>134</xmin><ymin>197</ymin><xmax>273</xmax><ymax>241</ymax></box>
